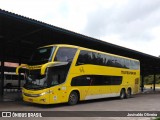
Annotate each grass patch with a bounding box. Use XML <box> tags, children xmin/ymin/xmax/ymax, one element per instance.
<box><xmin>154</xmin><ymin>117</ymin><xmax>160</xmax><ymax>120</ymax></box>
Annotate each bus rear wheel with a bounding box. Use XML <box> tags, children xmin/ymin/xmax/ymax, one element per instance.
<box><xmin>120</xmin><ymin>89</ymin><xmax>126</xmax><ymax>99</ymax></box>
<box><xmin>68</xmin><ymin>91</ymin><xmax>79</xmax><ymax>105</ymax></box>
<box><xmin>126</xmin><ymin>88</ymin><xmax>132</xmax><ymax>98</ymax></box>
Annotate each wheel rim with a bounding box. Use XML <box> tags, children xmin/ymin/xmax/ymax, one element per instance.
<box><xmin>120</xmin><ymin>90</ymin><xmax>125</xmax><ymax>99</ymax></box>
<box><xmin>69</xmin><ymin>93</ymin><xmax>78</xmax><ymax>105</ymax></box>
<box><xmin>127</xmin><ymin>89</ymin><xmax>131</xmax><ymax>97</ymax></box>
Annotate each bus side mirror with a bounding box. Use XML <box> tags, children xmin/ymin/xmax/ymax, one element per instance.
<box><xmin>40</xmin><ymin>62</ymin><xmax>69</xmax><ymax>75</ymax></box>
<box><xmin>16</xmin><ymin>64</ymin><xmax>29</xmax><ymax>75</ymax></box>
<box><xmin>41</xmin><ymin>62</ymin><xmax>55</xmax><ymax>75</ymax></box>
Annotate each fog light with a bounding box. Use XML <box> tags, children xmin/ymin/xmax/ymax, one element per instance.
<box><xmin>40</xmin><ymin>99</ymin><xmax>46</xmax><ymax>102</ymax></box>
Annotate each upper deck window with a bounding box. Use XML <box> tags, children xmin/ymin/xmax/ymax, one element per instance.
<box><xmin>54</xmin><ymin>47</ymin><xmax>77</xmax><ymax>62</ymax></box>
<box><xmin>76</xmin><ymin>50</ymin><xmax>140</xmax><ymax>70</ymax></box>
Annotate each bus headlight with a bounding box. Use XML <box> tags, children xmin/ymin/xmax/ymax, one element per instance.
<box><xmin>39</xmin><ymin>92</ymin><xmax>48</xmax><ymax>96</ymax></box>
<box><xmin>23</xmin><ymin>92</ymin><xmax>49</xmax><ymax>97</ymax></box>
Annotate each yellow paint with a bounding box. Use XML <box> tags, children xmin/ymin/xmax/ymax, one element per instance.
<box><xmin>41</xmin><ymin>62</ymin><xmax>59</xmax><ymax>75</ymax></box>
<box><xmin>16</xmin><ymin>64</ymin><xmax>29</xmax><ymax>74</ymax></box>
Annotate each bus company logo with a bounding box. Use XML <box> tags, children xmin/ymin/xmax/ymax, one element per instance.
<box><xmin>79</xmin><ymin>67</ymin><xmax>85</xmax><ymax>73</ymax></box>
<box><xmin>29</xmin><ymin>65</ymin><xmax>41</xmax><ymax>70</ymax></box>
<box><xmin>2</xmin><ymin>112</ymin><xmax>11</xmax><ymax>117</ymax></box>
<box><xmin>121</xmin><ymin>70</ymin><xmax>136</xmax><ymax>75</ymax></box>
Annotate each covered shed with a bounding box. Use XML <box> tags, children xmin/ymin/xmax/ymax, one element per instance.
<box><xmin>0</xmin><ymin>9</ymin><xmax>160</xmax><ymax>96</ymax></box>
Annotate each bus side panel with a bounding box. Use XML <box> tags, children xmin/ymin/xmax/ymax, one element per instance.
<box><xmin>120</xmin><ymin>70</ymin><xmax>140</xmax><ymax>94</ymax></box>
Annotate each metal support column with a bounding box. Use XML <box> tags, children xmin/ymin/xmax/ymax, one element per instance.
<box><xmin>18</xmin><ymin>41</ymin><xmax>22</xmax><ymax>90</ymax></box>
<box><xmin>153</xmin><ymin>74</ymin><xmax>156</xmax><ymax>91</ymax></box>
<box><xmin>141</xmin><ymin>75</ymin><xmax>144</xmax><ymax>92</ymax></box>
<box><xmin>0</xmin><ymin>61</ymin><xmax>4</xmax><ymax>96</ymax></box>
<box><xmin>0</xmin><ymin>15</ymin><xmax>5</xmax><ymax>97</ymax></box>
<box><xmin>0</xmin><ymin>41</ymin><xmax>5</xmax><ymax>96</ymax></box>
<box><xmin>18</xmin><ymin>59</ymin><xmax>21</xmax><ymax>90</ymax></box>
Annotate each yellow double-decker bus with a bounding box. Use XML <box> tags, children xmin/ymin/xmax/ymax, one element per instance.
<box><xmin>16</xmin><ymin>44</ymin><xmax>140</xmax><ymax>105</ymax></box>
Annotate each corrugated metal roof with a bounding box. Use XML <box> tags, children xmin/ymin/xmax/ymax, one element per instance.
<box><xmin>1</xmin><ymin>8</ymin><xmax>158</xmax><ymax>59</ymax></box>
<box><xmin>0</xmin><ymin>9</ymin><xmax>160</xmax><ymax>74</ymax></box>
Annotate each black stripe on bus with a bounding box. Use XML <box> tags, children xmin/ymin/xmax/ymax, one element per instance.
<box><xmin>71</xmin><ymin>75</ymin><xmax>122</xmax><ymax>86</ymax></box>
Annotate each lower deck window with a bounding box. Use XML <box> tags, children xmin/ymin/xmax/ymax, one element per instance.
<box><xmin>71</xmin><ymin>75</ymin><xmax>122</xmax><ymax>86</ymax></box>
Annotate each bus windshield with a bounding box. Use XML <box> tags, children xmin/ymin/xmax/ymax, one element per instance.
<box><xmin>29</xmin><ymin>46</ymin><xmax>56</xmax><ymax>65</ymax></box>
<box><xmin>24</xmin><ymin>47</ymin><xmax>77</xmax><ymax>90</ymax></box>
<box><xmin>24</xmin><ymin>70</ymin><xmax>48</xmax><ymax>90</ymax></box>
<box><xmin>24</xmin><ymin>63</ymin><xmax>70</xmax><ymax>90</ymax></box>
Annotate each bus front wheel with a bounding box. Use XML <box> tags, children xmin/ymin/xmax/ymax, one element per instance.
<box><xmin>68</xmin><ymin>91</ymin><xmax>79</xmax><ymax>105</ymax></box>
<box><xmin>120</xmin><ymin>89</ymin><xmax>126</xmax><ymax>99</ymax></box>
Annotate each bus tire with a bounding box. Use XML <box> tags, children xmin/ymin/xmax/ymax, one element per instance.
<box><xmin>120</xmin><ymin>89</ymin><xmax>126</xmax><ymax>99</ymax></box>
<box><xmin>126</xmin><ymin>88</ymin><xmax>132</xmax><ymax>98</ymax></box>
<box><xmin>68</xmin><ymin>91</ymin><xmax>79</xmax><ymax>105</ymax></box>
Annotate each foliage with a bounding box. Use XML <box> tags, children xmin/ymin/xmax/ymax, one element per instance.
<box><xmin>141</xmin><ymin>75</ymin><xmax>160</xmax><ymax>85</ymax></box>
<box><xmin>153</xmin><ymin>117</ymin><xmax>160</xmax><ymax>120</ymax></box>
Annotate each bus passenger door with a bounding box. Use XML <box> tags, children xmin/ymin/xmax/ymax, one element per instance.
<box><xmin>48</xmin><ymin>66</ymin><xmax>69</xmax><ymax>104</ymax></box>
<box><xmin>48</xmin><ymin>73</ymin><xmax>67</xmax><ymax>104</ymax></box>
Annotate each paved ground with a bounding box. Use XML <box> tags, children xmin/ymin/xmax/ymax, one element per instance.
<box><xmin>0</xmin><ymin>91</ymin><xmax>160</xmax><ymax>120</ymax></box>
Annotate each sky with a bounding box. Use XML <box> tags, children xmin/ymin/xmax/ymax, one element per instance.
<box><xmin>0</xmin><ymin>0</ymin><xmax>160</xmax><ymax>57</ymax></box>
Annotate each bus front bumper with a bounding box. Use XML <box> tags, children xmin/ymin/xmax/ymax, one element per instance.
<box><xmin>22</xmin><ymin>92</ymin><xmax>50</xmax><ymax>104</ymax></box>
